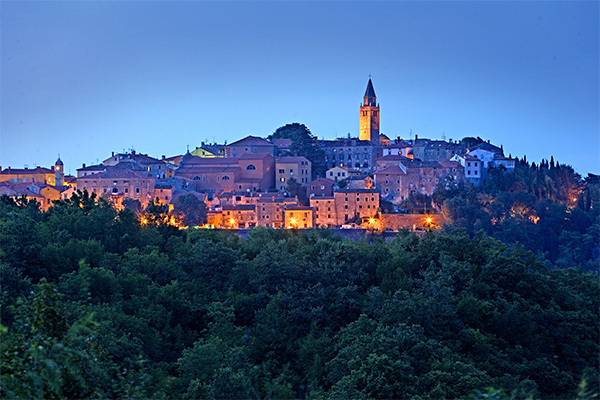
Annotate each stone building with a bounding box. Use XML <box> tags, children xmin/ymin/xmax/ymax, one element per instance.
<box><xmin>333</xmin><ymin>188</ymin><xmax>380</xmax><ymax>225</ymax></box>
<box><xmin>275</xmin><ymin>156</ymin><xmax>312</xmax><ymax>191</ymax></box>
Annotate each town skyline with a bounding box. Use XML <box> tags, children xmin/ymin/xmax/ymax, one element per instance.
<box><xmin>1</xmin><ymin>1</ymin><xmax>598</xmax><ymax>176</ymax></box>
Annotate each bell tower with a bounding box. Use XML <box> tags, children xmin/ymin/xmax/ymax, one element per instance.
<box><xmin>359</xmin><ymin>78</ymin><xmax>380</xmax><ymax>142</ymax></box>
<box><xmin>55</xmin><ymin>156</ymin><xmax>64</xmax><ymax>186</ymax></box>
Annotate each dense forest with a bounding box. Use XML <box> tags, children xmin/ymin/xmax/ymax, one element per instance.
<box><xmin>1</xmin><ymin>182</ymin><xmax>598</xmax><ymax>399</ymax></box>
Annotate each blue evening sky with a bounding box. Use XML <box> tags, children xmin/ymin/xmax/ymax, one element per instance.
<box><xmin>1</xmin><ymin>1</ymin><xmax>598</xmax><ymax>176</ymax></box>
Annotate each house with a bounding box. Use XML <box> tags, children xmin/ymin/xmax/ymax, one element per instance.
<box><xmin>333</xmin><ymin>188</ymin><xmax>379</xmax><ymax>225</ymax></box>
<box><xmin>492</xmin><ymin>156</ymin><xmax>516</xmax><ymax>170</ymax></box>
<box><xmin>174</xmin><ymin>153</ymin><xmax>275</xmax><ymax>196</ymax></box>
<box><xmin>102</xmin><ymin>151</ymin><xmax>174</xmax><ymax>179</ymax></box>
<box><xmin>275</xmin><ymin>156</ymin><xmax>312</xmax><ymax>191</ymax></box>
<box><xmin>320</xmin><ymin>137</ymin><xmax>378</xmax><ymax>172</ymax></box>
<box><xmin>76</xmin><ymin>168</ymin><xmax>156</xmax><ymax>209</ymax></box>
<box><xmin>0</xmin><ymin>166</ymin><xmax>55</xmax><ymax>185</ymax></box>
<box><xmin>307</xmin><ymin>177</ymin><xmax>335</xmax><ymax>198</ymax></box>
<box><xmin>325</xmin><ymin>166</ymin><xmax>362</xmax><ymax>182</ymax></box>
<box><xmin>191</xmin><ymin>143</ymin><xmax>225</xmax><ymax>158</ymax></box>
<box><xmin>310</xmin><ymin>196</ymin><xmax>337</xmax><ymax>227</ymax></box>
<box><xmin>255</xmin><ymin>196</ymin><xmax>299</xmax><ymax>228</ymax></box>
<box><xmin>284</xmin><ymin>206</ymin><xmax>314</xmax><ymax>228</ymax></box>
<box><xmin>374</xmin><ymin>160</ymin><xmax>463</xmax><ymax>203</ymax></box>
<box><xmin>225</xmin><ymin>136</ymin><xmax>277</xmax><ymax>158</ymax></box>
<box><xmin>272</xmin><ymin>138</ymin><xmax>292</xmax><ymax>155</ymax></box>
<box><xmin>346</xmin><ymin>175</ymin><xmax>373</xmax><ymax>190</ymax></box>
<box><xmin>221</xmin><ymin>205</ymin><xmax>257</xmax><ymax>229</ymax></box>
<box><xmin>374</xmin><ymin>154</ymin><xmax>412</xmax><ymax>171</ymax></box>
<box><xmin>451</xmin><ymin>154</ymin><xmax>482</xmax><ymax>185</ymax></box>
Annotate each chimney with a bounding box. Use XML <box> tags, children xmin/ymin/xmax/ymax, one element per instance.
<box><xmin>112</xmin><ymin>151</ymin><xmax>115</xmax><ymax>157</ymax></box>
<box><xmin>82</xmin><ymin>163</ymin><xmax>86</xmax><ymax>168</ymax></box>
<box><xmin>162</xmin><ymin>155</ymin><xmax>166</xmax><ymax>160</ymax></box>
<box><xmin>487</xmin><ymin>140</ymin><xmax>490</xmax><ymax>143</ymax></box>
<box><xmin>37</xmin><ymin>166</ymin><xmax>41</xmax><ymax>171</ymax></box>
<box><xmin>415</xmin><ymin>134</ymin><xmax>418</xmax><ymax>140</ymax></box>
<box><xmin>132</xmin><ymin>150</ymin><xmax>136</xmax><ymax>155</ymax></box>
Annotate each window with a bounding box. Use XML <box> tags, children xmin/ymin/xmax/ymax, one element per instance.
<box><xmin>246</xmin><ymin>164</ymin><xmax>256</xmax><ymax>170</ymax></box>
<box><xmin>279</xmin><ymin>169</ymin><xmax>285</xmax><ymax>174</ymax></box>
<box><xmin>280</xmin><ymin>178</ymin><xmax>285</xmax><ymax>182</ymax></box>
<box><xmin>136</xmin><ymin>188</ymin><xmax>140</xmax><ymax>193</ymax></box>
<box><xmin>125</xmin><ymin>188</ymin><xmax>128</xmax><ymax>193</ymax></box>
<box><xmin>222</xmin><ymin>175</ymin><xmax>230</xmax><ymax>181</ymax></box>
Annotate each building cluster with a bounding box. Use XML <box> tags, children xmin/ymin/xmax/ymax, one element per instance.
<box><xmin>0</xmin><ymin>79</ymin><xmax>516</xmax><ymax>228</ymax></box>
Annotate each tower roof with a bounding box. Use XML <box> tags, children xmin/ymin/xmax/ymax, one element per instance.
<box><xmin>364</xmin><ymin>79</ymin><xmax>376</xmax><ymax>98</ymax></box>
<box><xmin>55</xmin><ymin>157</ymin><xmax>63</xmax><ymax>166</ymax></box>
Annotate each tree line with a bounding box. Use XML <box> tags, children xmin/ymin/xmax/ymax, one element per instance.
<box><xmin>1</xmin><ymin>191</ymin><xmax>598</xmax><ymax>399</ymax></box>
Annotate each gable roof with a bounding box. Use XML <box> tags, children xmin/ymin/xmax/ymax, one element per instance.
<box><xmin>228</xmin><ymin>135</ymin><xmax>273</xmax><ymax>147</ymax></box>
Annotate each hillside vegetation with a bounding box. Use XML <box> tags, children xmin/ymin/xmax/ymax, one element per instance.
<box><xmin>1</xmin><ymin>189</ymin><xmax>598</xmax><ymax>399</ymax></box>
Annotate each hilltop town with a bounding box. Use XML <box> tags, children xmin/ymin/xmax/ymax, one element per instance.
<box><xmin>0</xmin><ymin>79</ymin><xmax>521</xmax><ymax>230</ymax></box>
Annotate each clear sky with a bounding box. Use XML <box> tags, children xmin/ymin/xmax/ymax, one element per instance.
<box><xmin>1</xmin><ymin>1</ymin><xmax>598</xmax><ymax>176</ymax></box>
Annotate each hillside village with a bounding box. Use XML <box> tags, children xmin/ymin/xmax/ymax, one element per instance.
<box><xmin>0</xmin><ymin>80</ymin><xmax>518</xmax><ymax>230</ymax></box>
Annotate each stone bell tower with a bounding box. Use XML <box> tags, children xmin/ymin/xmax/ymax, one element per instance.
<box><xmin>55</xmin><ymin>156</ymin><xmax>64</xmax><ymax>186</ymax></box>
<box><xmin>359</xmin><ymin>78</ymin><xmax>380</xmax><ymax>143</ymax></box>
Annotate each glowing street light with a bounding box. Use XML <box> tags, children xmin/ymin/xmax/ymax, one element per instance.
<box><xmin>229</xmin><ymin>218</ymin><xmax>236</xmax><ymax>228</ymax></box>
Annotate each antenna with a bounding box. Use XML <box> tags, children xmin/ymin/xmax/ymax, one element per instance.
<box><xmin>441</xmin><ymin>132</ymin><xmax>446</xmax><ymax>141</ymax></box>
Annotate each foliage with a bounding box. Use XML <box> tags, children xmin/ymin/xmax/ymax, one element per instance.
<box><xmin>268</xmin><ymin>123</ymin><xmax>326</xmax><ymax>178</ymax></box>
<box><xmin>1</xmin><ymin>192</ymin><xmax>598</xmax><ymax>399</ymax></box>
<box><xmin>173</xmin><ymin>193</ymin><xmax>207</xmax><ymax>226</ymax></box>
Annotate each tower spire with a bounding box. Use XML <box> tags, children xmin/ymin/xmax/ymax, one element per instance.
<box><xmin>360</xmin><ymin>78</ymin><xmax>380</xmax><ymax>142</ymax></box>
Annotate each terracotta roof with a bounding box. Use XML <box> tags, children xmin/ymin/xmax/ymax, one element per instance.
<box><xmin>309</xmin><ymin>177</ymin><xmax>335</xmax><ymax>185</ymax></box>
<box><xmin>78</xmin><ymin>169</ymin><xmax>153</xmax><ymax>180</ymax></box>
<box><xmin>319</xmin><ymin>138</ymin><xmax>374</xmax><ymax>147</ymax></box>
<box><xmin>228</xmin><ymin>135</ymin><xmax>273</xmax><ymax>147</ymax></box>
<box><xmin>375</xmin><ymin>155</ymin><xmax>411</xmax><ymax>162</ymax></box>
<box><xmin>77</xmin><ymin>164</ymin><xmax>105</xmax><ymax>172</ymax></box>
<box><xmin>468</xmin><ymin>142</ymin><xmax>502</xmax><ymax>154</ymax></box>
<box><xmin>276</xmin><ymin>156</ymin><xmax>310</xmax><ymax>163</ymax></box>
<box><xmin>222</xmin><ymin>204</ymin><xmax>256</xmax><ymax>211</ymax></box>
<box><xmin>286</xmin><ymin>206</ymin><xmax>313</xmax><ymax>211</ymax></box>
<box><xmin>310</xmin><ymin>196</ymin><xmax>335</xmax><ymax>200</ymax></box>
<box><xmin>335</xmin><ymin>188</ymin><xmax>379</xmax><ymax>194</ymax></box>
<box><xmin>375</xmin><ymin>166</ymin><xmax>406</xmax><ymax>175</ymax></box>
<box><xmin>1</xmin><ymin>167</ymin><xmax>53</xmax><ymax>174</ymax></box>
<box><xmin>239</xmin><ymin>153</ymin><xmax>273</xmax><ymax>160</ymax></box>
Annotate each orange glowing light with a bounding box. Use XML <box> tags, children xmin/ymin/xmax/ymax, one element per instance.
<box><xmin>141</xmin><ymin>217</ymin><xmax>148</xmax><ymax>225</ymax></box>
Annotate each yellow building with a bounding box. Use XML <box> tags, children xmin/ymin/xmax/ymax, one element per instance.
<box><xmin>284</xmin><ymin>206</ymin><xmax>314</xmax><ymax>229</ymax></box>
<box><xmin>191</xmin><ymin>143</ymin><xmax>225</xmax><ymax>158</ymax></box>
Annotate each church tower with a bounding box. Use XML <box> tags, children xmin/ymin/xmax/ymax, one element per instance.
<box><xmin>359</xmin><ymin>78</ymin><xmax>380</xmax><ymax>142</ymax></box>
<box><xmin>55</xmin><ymin>156</ymin><xmax>64</xmax><ymax>186</ymax></box>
